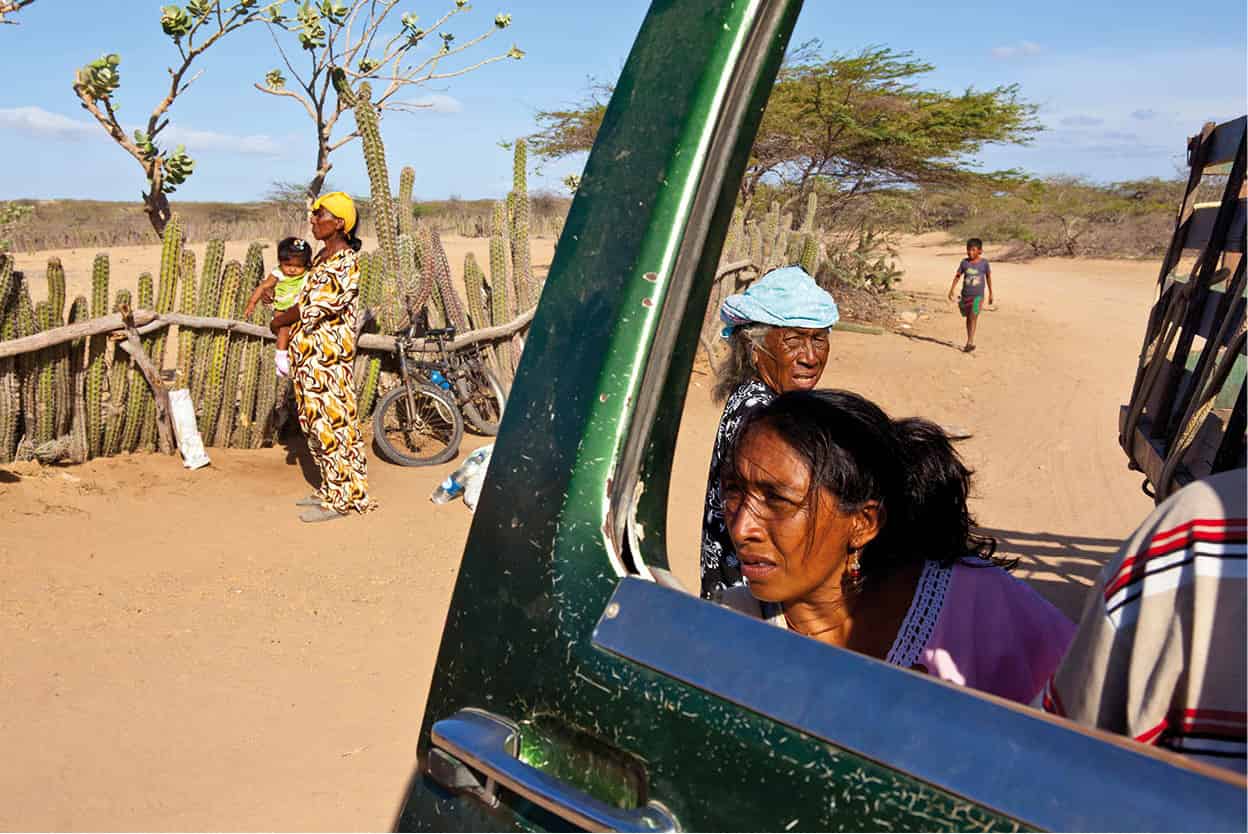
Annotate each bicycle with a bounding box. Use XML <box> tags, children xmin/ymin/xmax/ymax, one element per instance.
<box><xmin>371</xmin><ymin>323</ymin><xmax>506</xmax><ymax>467</ymax></box>
<box><xmin>412</xmin><ymin>326</ymin><xmax>507</xmax><ymax>437</ymax></box>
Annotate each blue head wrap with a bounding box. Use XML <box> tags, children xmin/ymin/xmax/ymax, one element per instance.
<box><xmin>720</xmin><ymin>265</ymin><xmax>839</xmax><ymax>338</ymax></box>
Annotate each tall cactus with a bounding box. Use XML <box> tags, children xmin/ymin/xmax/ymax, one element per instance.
<box><xmin>746</xmin><ymin>220</ymin><xmax>762</xmax><ymax>265</ymax></box>
<box><xmin>427</xmin><ymin>227</ymin><xmax>468</xmax><ymax>331</ymax></box>
<box><xmin>85</xmin><ymin>254</ymin><xmax>110</xmax><ymax>458</ymax></box>
<box><xmin>489</xmin><ymin>200</ymin><xmax>514</xmax><ymax>374</ymax></box>
<box><xmin>153</xmin><ymin>214</ymin><xmax>183</xmax><ymax>367</ymax></box>
<box><xmin>411</xmin><ymin>230</ymin><xmax>446</xmax><ymax>332</ymax></box>
<box><xmin>67</xmin><ymin>296</ymin><xmax>90</xmax><ymax>462</ymax></box>
<box><xmin>352</xmin><ymin>82</ymin><xmax>400</xmax><ymax>291</ymax></box>
<box><xmin>14</xmin><ymin>274</ymin><xmax>39</xmax><ymax>452</ymax></box>
<box><xmin>102</xmin><ymin>289</ymin><xmax>132</xmax><ymax>457</ymax></box>
<box><xmin>191</xmin><ymin>239</ymin><xmax>226</xmax><ymax>405</ymax></box>
<box><xmin>398</xmin><ymin>165</ymin><xmax>416</xmax><ymax>239</ymax></box>
<box><xmin>509</xmin><ymin>138</ymin><xmax>534</xmax><ymax>310</ymax></box>
<box><xmin>46</xmin><ymin>257</ymin><xmax>66</xmax><ymax>325</ymax></box>
<box><xmin>799</xmin><ymin>234</ymin><xmax>819</xmax><ymax>276</ymax></box>
<box><xmin>33</xmin><ymin>301</ymin><xmax>56</xmax><ymax>446</ymax></box>
<box><xmin>122</xmin><ymin>273</ymin><xmax>154</xmax><ymax>452</ymax></box>
<box><xmin>396</xmin><ymin>235</ymin><xmax>426</xmax><ymax>327</ymax></box>
<box><xmin>354</xmin><ymin>249</ymin><xmax>384</xmax><ymax>420</ymax></box>
<box><xmin>176</xmin><ymin>248</ymin><xmax>197</xmax><ymax>389</ymax></box>
<box><xmin>235</xmin><ymin>303</ymin><xmax>265</xmax><ymax>447</ymax></box>
<box><xmin>0</xmin><ymin>256</ymin><xmax>19</xmax><ymax>462</ymax></box>
<box><xmin>800</xmin><ymin>190</ymin><xmax>818</xmax><ymax>234</ymax></box>
<box><xmin>251</xmin><ymin>340</ymin><xmax>278</xmax><ymax>449</ymax></box>
<box><xmin>136</xmin><ymin>218</ymin><xmax>184</xmax><ymax>451</ymax></box>
<box><xmin>44</xmin><ymin>258</ymin><xmax>72</xmax><ymax>437</ymax></box>
<box><xmin>241</xmin><ymin>241</ymin><xmax>265</xmax><ymax>309</ymax></box>
<box><xmin>762</xmin><ymin>201</ymin><xmax>780</xmax><ymax>265</ymax></box>
<box><xmin>200</xmin><ymin>261</ymin><xmax>243</xmax><ymax>446</ymax></box>
<box><xmin>216</xmin><ymin>287</ymin><xmax>251</xmax><ymax>446</ymax></box>
<box><xmin>464</xmin><ymin>251</ymin><xmax>487</xmax><ymax>330</ymax></box>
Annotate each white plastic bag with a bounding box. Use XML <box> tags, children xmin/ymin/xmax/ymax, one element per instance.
<box><xmin>462</xmin><ymin>444</ymin><xmax>493</xmax><ymax>511</ymax></box>
<box><xmin>168</xmin><ymin>388</ymin><xmax>211</xmax><ymax>470</ymax></box>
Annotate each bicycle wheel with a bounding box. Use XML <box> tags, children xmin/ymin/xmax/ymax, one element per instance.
<box><xmin>372</xmin><ymin>383</ymin><xmax>464</xmax><ymax>466</ymax></box>
<box><xmin>457</xmin><ymin>366</ymin><xmax>507</xmax><ymax>436</ymax></box>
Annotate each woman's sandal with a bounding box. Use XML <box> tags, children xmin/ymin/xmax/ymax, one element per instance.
<box><xmin>295</xmin><ymin>493</ymin><xmax>322</xmax><ymax>507</ymax></box>
<box><xmin>300</xmin><ymin>506</ymin><xmax>345</xmax><ymax>523</ymax></box>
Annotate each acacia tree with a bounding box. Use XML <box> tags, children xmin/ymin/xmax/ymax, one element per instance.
<box><xmin>255</xmin><ymin>1</ymin><xmax>523</xmax><ymax>199</ymax></box>
<box><xmin>72</xmin><ymin>1</ymin><xmax>275</xmax><ymax>234</ymax></box>
<box><xmin>531</xmin><ymin>44</ymin><xmax>1040</xmax><ymax>220</ymax></box>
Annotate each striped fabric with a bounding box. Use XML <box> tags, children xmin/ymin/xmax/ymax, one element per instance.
<box><xmin>1041</xmin><ymin>470</ymin><xmax>1247</xmax><ymax>773</ymax></box>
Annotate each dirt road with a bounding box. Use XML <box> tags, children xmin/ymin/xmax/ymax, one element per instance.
<box><xmin>0</xmin><ymin>236</ymin><xmax>1158</xmax><ymax>830</ymax></box>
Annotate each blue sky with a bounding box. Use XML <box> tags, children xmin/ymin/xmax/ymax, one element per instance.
<box><xmin>2</xmin><ymin>0</ymin><xmax>1244</xmax><ymax>202</ymax></box>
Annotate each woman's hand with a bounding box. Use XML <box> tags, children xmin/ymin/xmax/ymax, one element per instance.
<box><xmin>269</xmin><ymin>305</ymin><xmax>300</xmax><ymax>334</ymax></box>
<box><xmin>261</xmin><ymin>284</ymin><xmax>276</xmax><ymax>304</ymax></box>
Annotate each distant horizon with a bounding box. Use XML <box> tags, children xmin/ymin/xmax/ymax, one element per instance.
<box><xmin>2</xmin><ymin>1</ymin><xmax>1243</xmax><ymax>202</ymax></box>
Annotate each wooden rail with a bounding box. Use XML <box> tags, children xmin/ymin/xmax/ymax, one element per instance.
<box><xmin>0</xmin><ymin>306</ymin><xmax>538</xmax><ymax>360</ymax></box>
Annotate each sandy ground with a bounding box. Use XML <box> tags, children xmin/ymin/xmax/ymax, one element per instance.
<box><xmin>0</xmin><ymin>235</ymin><xmax>1159</xmax><ymax>830</ymax></box>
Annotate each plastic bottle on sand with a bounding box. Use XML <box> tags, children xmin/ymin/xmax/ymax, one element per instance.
<box><xmin>430</xmin><ymin>472</ymin><xmax>466</xmax><ymax>504</ymax></box>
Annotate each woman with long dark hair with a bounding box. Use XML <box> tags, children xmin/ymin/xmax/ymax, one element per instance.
<box><xmin>269</xmin><ymin>191</ymin><xmax>376</xmax><ymax>522</ymax></box>
<box><xmin>717</xmin><ymin>389</ymin><xmax>1073</xmax><ymax>703</ymax></box>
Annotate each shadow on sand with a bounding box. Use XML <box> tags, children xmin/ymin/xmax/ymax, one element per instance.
<box><xmin>976</xmin><ymin>526</ymin><xmax>1123</xmax><ymax>619</ymax></box>
<box><xmin>896</xmin><ymin>330</ymin><xmax>965</xmax><ymax>352</ymax></box>
<box><xmin>274</xmin><ymin>415</ymin><xmax>321</xmax><ymax>491</ymax></box>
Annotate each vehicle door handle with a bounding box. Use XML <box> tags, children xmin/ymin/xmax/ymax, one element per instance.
<box><xmin>429</xmin><ymin>708</ymin><xmax>680</xmax><ymax>832</ymax></box>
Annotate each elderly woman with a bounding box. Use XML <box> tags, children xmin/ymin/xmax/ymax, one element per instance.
<box><xmin>269</xmin><ymin>191</ymin><xmax>376</xmax><ymax>522</ymax></box>
<box><xmin>701</xmin><ymin>265</ymin><xmax>839</xmax><ymax>599</ymax></box>
<box><xmin>718</xmin><ymin>389</ymin><xmax>1074</xmax><ymax>703</ymax></box>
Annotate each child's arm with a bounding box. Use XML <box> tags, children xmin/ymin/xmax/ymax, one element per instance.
<box><xmin>947</xmin><ymin>271</ymin><xmax>963</xmax><ymax>301</ymax></box>
<box><xmin>985</xmin><ymin>265</ymin><xmax>994</xmax><ymax>305</ymax></box>
<box><xmin>242</xmin><ymin>276</ymin><xmax>277</xmax><ymax>318</ymax></box>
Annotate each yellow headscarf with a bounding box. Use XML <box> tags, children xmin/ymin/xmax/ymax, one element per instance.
<box><xmin>311</xmin><ymin>191</ymin><xmax>357</xmax><ymax>234</ymax></box>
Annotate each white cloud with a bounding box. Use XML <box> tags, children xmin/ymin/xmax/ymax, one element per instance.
<box><xmin>0</xmin><ymin>106</ymin><xmax>97</xmax><ymax>140</ymax></box>
<box><xmin>162</xmin><ymin>125</ymin><xmax>284</xmax><ymax>156</ymax></box>
<box><xmin>1131</xmin><ymin>108</ymin><xmax>1160</xmax><ymax>121</ymax></box>
<box><xmin>410</xmin><ymin>94</ymin><xmax>463</xmax><ymax>114</ymax></box>
<box><xmin>1059</xmin><ymin>115</ymin><xmax>1104</xmax><ymax>127</ymax></box>
<box><xmin>991</xmin><ymin>41</ymin><xmax>1043</xmax><ymax>59</ymax></box>
<box><xmin>0</xmin><ymin>105</ymin><xmax>284</xmax><ymax>156</ymax></box>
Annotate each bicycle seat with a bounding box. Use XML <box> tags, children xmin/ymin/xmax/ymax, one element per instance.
<box><xmin>425</xmin><ymin>326</ymin><xmax>457</xmax><ymax>339</ymax></box>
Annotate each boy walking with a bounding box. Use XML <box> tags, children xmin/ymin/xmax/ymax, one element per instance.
<box><xmin>947</xmin><ymin>237</ymin><xmax>994</xmax><ymax>353</ymax></box>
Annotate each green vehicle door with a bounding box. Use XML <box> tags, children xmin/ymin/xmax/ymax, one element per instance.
<box><xmin>395</xmin><ymin>1</ymin><xmax>1248</xmax><ymax>830</ymax></box>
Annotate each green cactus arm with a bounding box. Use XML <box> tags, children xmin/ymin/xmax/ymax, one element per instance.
<box><xmin>46</xmin><ymin>258</ymin><xmax>66</xmax><ymax>326</ymax></box>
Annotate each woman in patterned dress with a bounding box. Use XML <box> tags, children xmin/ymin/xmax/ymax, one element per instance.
<box><xmin>701</xmin><ymin>266</ymin><xmax>840</xmax><ymax>599</ymax></box>
<box><xmin>715</xmin><ymin>389</ymin><xmax>1073</xmax><ymax>704</ymax></box>
<box><xmin>269</xmin><ymin>191</ymin><xmax>376</xmax><ymax>523</ymax></box>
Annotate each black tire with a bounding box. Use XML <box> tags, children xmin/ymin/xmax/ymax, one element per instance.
<box><xmin>372</xmin><ymin>383</ymin><xmax>463</xmax><ymax>466</ymax></box>
<box><xmin>458</xmin><ymin>366</ymin><xmax>507</xmax><ymax>436</ymax></box>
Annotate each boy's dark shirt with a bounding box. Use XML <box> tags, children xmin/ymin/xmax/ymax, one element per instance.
<box><xmin>958</xmin><ymin>257</ymin><xmax>990</xmax><ymax>299</ymax></box>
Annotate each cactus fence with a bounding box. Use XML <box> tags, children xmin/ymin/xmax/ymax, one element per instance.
<box><xmin>0</xmin><ymin>225</ymin><xmax>536</xmax><ymax>466</ymax></box>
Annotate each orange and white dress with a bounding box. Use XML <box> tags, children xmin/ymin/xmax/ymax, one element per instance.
<box><xmin>289</xmin><ymin>248</ymin><xmax>376</xmax><ymax>514</ymax></box>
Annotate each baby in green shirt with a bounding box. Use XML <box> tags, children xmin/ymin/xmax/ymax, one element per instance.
<box><xmin>243</xmin><ymin>237</ymin><xmax>313</xmax><ymax>377</ymax></box>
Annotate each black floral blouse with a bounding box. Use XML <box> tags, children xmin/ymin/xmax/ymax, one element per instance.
<box><xmin>700</xmin><ymin>378</ymin><xmax>775</xmax><ymax>599</ymax></box>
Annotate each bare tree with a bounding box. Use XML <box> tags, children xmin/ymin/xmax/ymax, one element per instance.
<box><xmin>255</xmin><ymin>1</ymin><xmax>523</xmax><ymax>199</ymax></box>
<box><xmin>0</xmin><ymin>0</ymin><xmax>36</xmax><ymax>24</ymax></box>
<box><xmin>71</xmin><ymin>1</ymin><xmax>273</xmax><ymax>234</ymax></box>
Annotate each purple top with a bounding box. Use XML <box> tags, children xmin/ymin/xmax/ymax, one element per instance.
<box><xmin>720</xmin><ymin>558</ymin><xmax>1075</xmax><ymax>704</ymax></box>
<box><xmin>888</xmin><ymin>560</ymin><xmax>1075</xmax><ymax>703</ymax></box>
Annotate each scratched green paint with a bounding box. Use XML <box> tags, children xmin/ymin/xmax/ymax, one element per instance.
<box><xmin>396</xmin><ymin>1</ymin><xmax>1028</xmax><ymax>830</ymax></box>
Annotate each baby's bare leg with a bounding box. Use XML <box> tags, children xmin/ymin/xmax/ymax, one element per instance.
<box><xmin>277</xmin><ymin>324</ymin><xmax>292</xmax><ymax>351</ymax></box>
